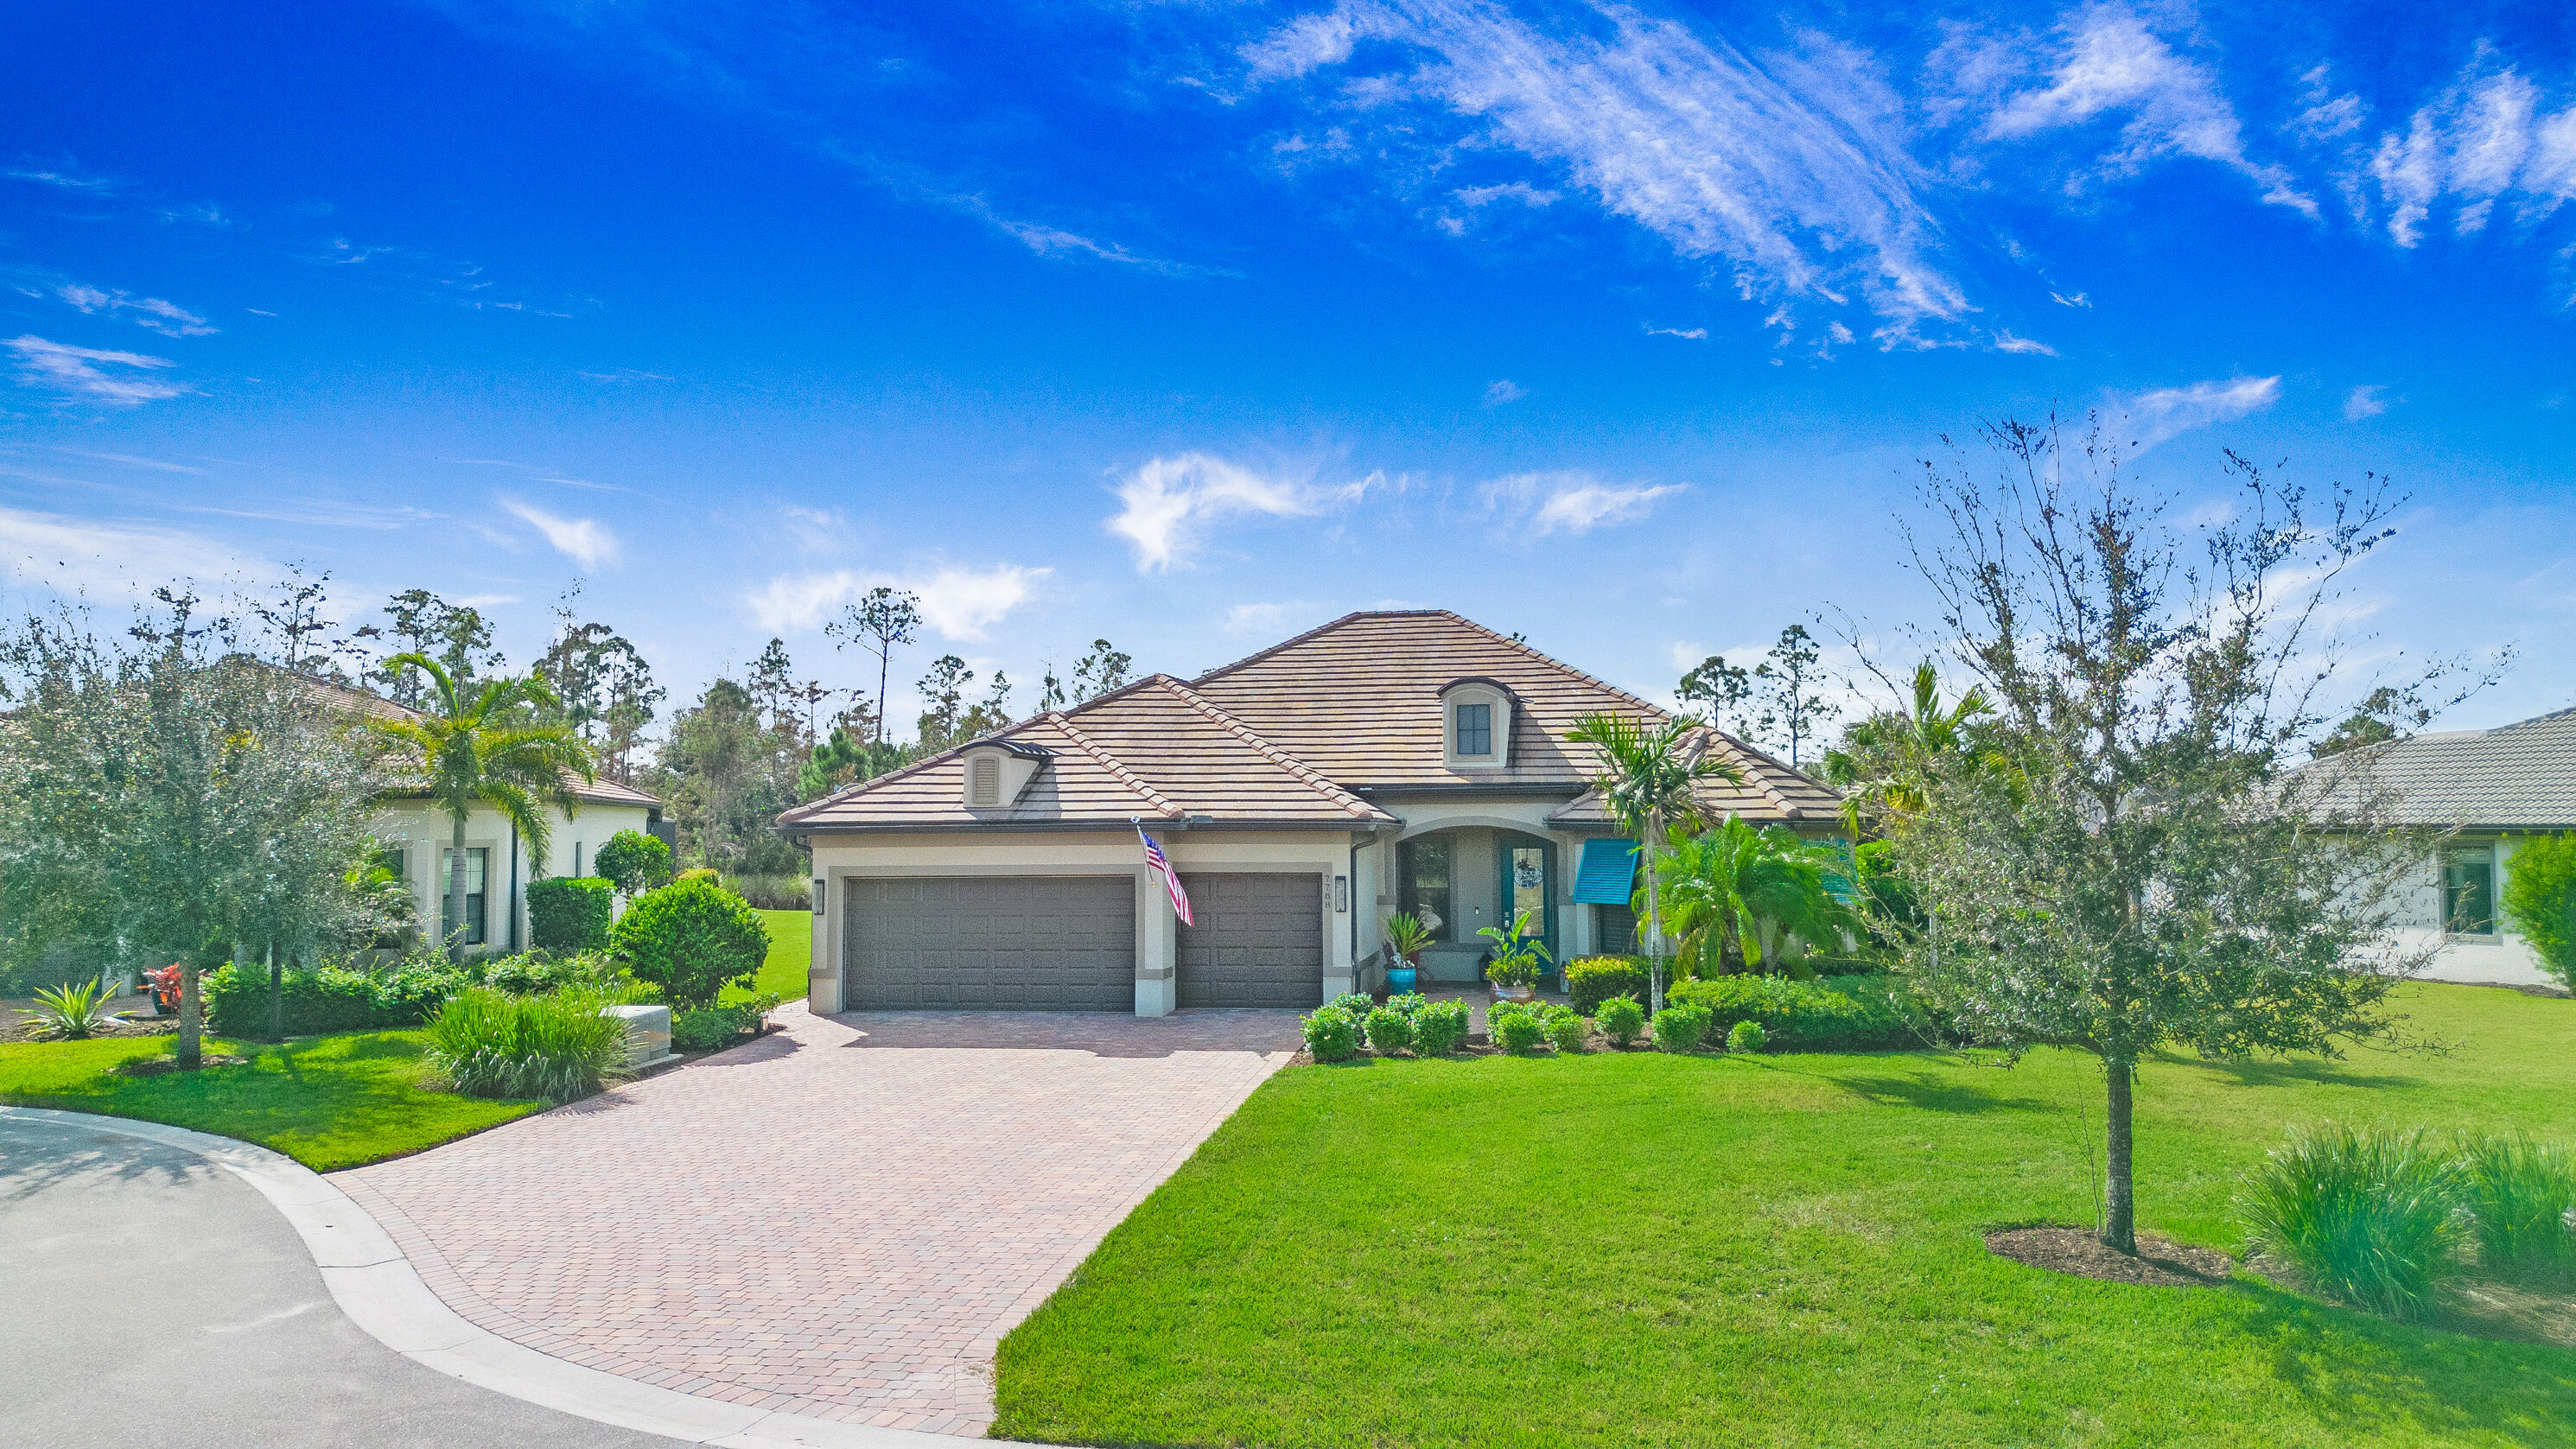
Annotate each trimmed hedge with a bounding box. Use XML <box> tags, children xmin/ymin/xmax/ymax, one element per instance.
<box><xmin>1567</xmin><ymin>956</ymin><xmax>1651</xmax><ymax>1015</ymax></box>
<box><xmin>672</xmin><ymin>993</ymin><xmax>782</xmax><ymax>1053</ymax></box>
<box><xmin>202</xmin><ymin>950</ymin><xmax>620</xmax><ymax>1037</ymax></box>
<box><xmin>528</xmin><ymin>877</ymin><xmax>614</xmax><ymax>952</ymax></box>
<box><xmin>1663</xmin><ymin>974</ymin><xmax>1918</xmax><ymax>1052</ymax></box>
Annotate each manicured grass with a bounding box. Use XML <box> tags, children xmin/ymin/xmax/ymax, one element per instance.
<box><xmin>728</xmin><ymin>908</ymin><xmax>810</xmax><ymax>1005</ymax></box>
<box><xmin>997</xmin><ymin>983</ymin><xmax>2576</xmax><ymax>1448</ymax></box>
<box><xmin>0</xmin><ymin>1031</ymin><xmax>544</xmax><ymax>1171</ymax></box>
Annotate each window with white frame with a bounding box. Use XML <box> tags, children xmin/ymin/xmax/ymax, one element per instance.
<box><xmin>1441</xmin><ymin>682</ymin><xmax>1509</xmax><ymax>768</ymax></box>
<box><xmin>2443</xmin><ymin>846</ymin><xmax>2497</xmax><ymax>937</ymax></box>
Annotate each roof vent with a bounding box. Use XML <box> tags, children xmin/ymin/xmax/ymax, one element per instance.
<box><xmin>968</xmin><ymin>754</ymin><xmax>1002</xmax><ymax>807</ymax></box>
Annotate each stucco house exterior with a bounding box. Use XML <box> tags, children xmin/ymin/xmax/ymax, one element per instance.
<box><xmin>778</xmin><ymin>610</ymin><xmax>1840</xmax><ymax>1016</ymax></box>
<box><xmin>2309</xmin><ymin>706</ymin><xmax>2576</xmax><ymax>992</ymax></box>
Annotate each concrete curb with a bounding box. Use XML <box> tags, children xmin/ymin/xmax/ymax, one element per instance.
<box><xmin>1</xmin><ymin>1107</ymin><xmax>1031</xmax><ymax>1448</ymax></box>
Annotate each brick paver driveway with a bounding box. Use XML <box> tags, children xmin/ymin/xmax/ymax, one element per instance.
<box><xmin>337</xmin><ymin>1001</ymin><xmax>1301</xmax><ymax>1437</ymax></box>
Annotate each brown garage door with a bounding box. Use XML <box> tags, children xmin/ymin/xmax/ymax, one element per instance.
<box><xmin>1177</xmin><ymin>873</ymin><xmax>1324</xmax><ymax>1008</ymax></box>
<box><xmin>843</xmin><ymin>876</ymin><xmax>1134</xmax><ymax>1010</ymax></box>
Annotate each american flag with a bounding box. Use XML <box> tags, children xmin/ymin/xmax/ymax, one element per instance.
<box><xmin>1138</xmin><ymin>826</ymin><xmax>1194</xmax><ymax>926</ymax></box>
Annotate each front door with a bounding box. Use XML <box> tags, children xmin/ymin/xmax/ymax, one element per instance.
<box><xmin>1497</xmin><ymin>833</ymin><xmax>1556</xmax><ymax>963</ymax></box>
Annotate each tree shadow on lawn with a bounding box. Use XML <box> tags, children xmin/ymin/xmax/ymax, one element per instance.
<box><xmin>1827</xmin><ymin>1069</ymin><xmax>2053</xmax><ymax>1115</ymax></box>
<box><xmin>2171</xmin><ymin>1054</ymin><xmax>2422</xmax><ymax>1092</ymax></box>
<box><xmin>2229</xmin><ymin>1276</ymin><xmax>2576</xmax><ymax>1446</ymax></box>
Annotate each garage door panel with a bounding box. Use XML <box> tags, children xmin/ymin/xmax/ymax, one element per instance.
<box><xmin>1178</xmin><ymin>873</ymin><xmax>1323</xmax><ymax>1008</ymax></box>
<box><xmin>845</xmin><ymin>875</ymin><xmax>1133</xmax><ymax>1011</ymax></box>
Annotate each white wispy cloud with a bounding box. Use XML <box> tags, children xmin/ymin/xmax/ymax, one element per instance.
<box><xmin>949</xmin><ymin>194</ymin><xmax>1231</xmax><ymax>278</ymax></box>
<box><xmin>0</xmin><ymin>505</ymin><xmax>256</xmax><ymax>597</ymax></box>
<box><xmin>1482</xmin><ymin>378</ymin><xmax>1527</xmax><ymax>406</ymax></box>
<box><xmin>502</xmin><ymin>499</ymin><xmax>621</xmax><ymax>569</ymax></box>
<box><xmin>2051</xmin><ymin>289</ymin><xmax>2091</xmax><ymax>308</ymax></box>
<box><xmin>1453</xmin><ymin>181</ymin><xmax>1558</xmax><ymax>207</ymax></box>
<box><xmin>58</xmin><ymin>448</ymin><xmax>202</xmax><ymax>474</ymax></box>
<box><xmin>745</xmin><ymin>562</ymin><xmax>1049</xmax><ymax>638</ymax></box>
<box><xmin>57</xmin><ymin>283</ymin><xmax>217</xmax><ymax>337</ymax></box>
<box><xmin>1485</xmin><ymin>471</ymin><xmax>1687</xmax><ymax>537</ymax></box>
<box><xmin>1247</xmin><ymin>0</ymin><xmax>1967</xmax><ymax>339</ymax></box>
<box><xmin>1993</xmin><ymin>330</ymin><xmax>2058</xmax><ymax>355</ymax></box>
<box><xmin>2111</xmin><ymin>374</ymin><xmax>2282</xmax><ymax>449</ymax></box>
<box><xmin>2367</xmin><ymin>61</ymin><xmax>2576</xmax><ymax>249</ymax></box>
<box><xmin>2344</xmin><ymin>384</ymin><xmax>2390</xmax><ymax>420</ymax></box>
<box><xmin>1940</xmin><ymin>3</ymin><xmax>2316</xmax><ymax>217</ymax></box>
<box><xmin>4</xmin><ymin>335</ymin><xmax>188</xmax><ymax>405</ymax></box>
<box><xmin>5</xmin><ymin>164</ymin><xmax>118</xmax><ymax>194</ymax></box>
<box><xmin>1645</xmin><ymin>324</ymin><xmax>1709</xmax><ymax>340</ymax></box>
<box><xmin>1107</xmin><ymin>452</ymin><xmax>1375</xmax><ymax>572</ymax></box>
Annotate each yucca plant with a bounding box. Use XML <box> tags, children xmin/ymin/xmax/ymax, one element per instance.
<box><xmin>2240</xmin><ymin>1122</ymin><xmax>2466</xmax><ymax>1320</ymax></box>
<box><xmin>426</xmin><ymin>986</ymin><xmax>627</xmax><ymax>1103</ymax></box>
<box><xmin>2456</xmin><ymin>1133</ymin><xmax>2576</xmax><ymax>1282</ymax></box>
<box><xmin>24</xmin><ymin>979</ymin><xmax>113</xmax><ymax>1040</ymax></box>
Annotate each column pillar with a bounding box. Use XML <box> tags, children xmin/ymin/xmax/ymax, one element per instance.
<box><xmin>1135</xmin><ymin>867</ymin><xmax>1177</xmax><ymax>1017</ymax></box>
<box><xmin>807</xmin><ymin>872</ymin><xmax>843</xmax><ymax>1014</ymax></box>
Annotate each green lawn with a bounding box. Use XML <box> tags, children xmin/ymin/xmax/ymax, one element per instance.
<box><xmin>997</xmin><ymin>982</ymin><xmax>2576</xmax><ymax>1449</ymax></box>
<box><xmin>730</xmin><ymin>908</ymin><xmax>810</xmax><ymax>1005</ymax></box>
<box><xmin>0</xmin><ymin>1031</ymin><xmax>544</xmax><ymax>1171</ymax></box>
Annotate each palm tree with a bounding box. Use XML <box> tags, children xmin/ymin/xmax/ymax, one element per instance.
<box><xmin>1565</xmin><ymin>711</ymin><xmax>1739</xmax><ymax>1011</ymax></box>
<box><xmin>364</xmin><ymin>654</ymin><xmax>594</xmax><ymax>961</ymax></box>
<box><xmin>1654</xmin><ymin>816</ymin><xmax>1854</xmax><ymax>977</ymax></box>
<box><xmin>1821</xmin><ymin>660</ymin><xmax>1991</xmax><ymax>834</ymax></box>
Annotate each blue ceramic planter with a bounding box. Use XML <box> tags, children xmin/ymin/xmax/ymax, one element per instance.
<box><xmin>1386</xmin><ymin>966</ymin><xmax>1418</xmax><ymax>995</ymax></box>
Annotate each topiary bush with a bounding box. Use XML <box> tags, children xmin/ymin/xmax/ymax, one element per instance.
<box><xmin>1490</xmin><ymin>1001</ymin><xmax>1546</xmax><ymax>1054</ymax></box>
<box><xmin>1413</xmin><ymin>999</ymin><xmax>1469</xmax><ymax>1056</ymax></box>
<box><xmin>595</xmin><ymin>829</ymin><xmax>675</xmax><ymax>895</ymax></box>
<box><xmin>427</xmin><ymin>985</ymin><xmax>627</xmax><ymax>1102</ymax></box>
<box><xmin>2239</xmin><ymin>1122</ymin><xmax>2466</xmax><ymax>1320</ymax></box>
<box><xmin>1728</xmin><ymin>1020</ymin><xmax>1768</xmax><ymax>1053</ymax></box>
<box><xmin>1542</xmin><ymin>1005</ymin><xmax>1588</xmax><ymax>1054</ymax></box>
<box><xmin>1364</xmin><ymin>1006</ymin><xmax>1415</xmax><ymax>1055</ymax></box>
<box><xmin>1302</xmin><ymin>1004</ymin><xmax>1359</xmax><ymax>1062</ymax></box>
<box><xmin>527</xmin><ymin>877</ymin><xmax>614</xmax><ymax>951</ymax></box>
<box><xmin>1595</xmin><ymin>995</ymin><xmax>1645</xmax><ymax>1047</ymax></box>
<box><xmin>611</xmin><ymin>879</ymin><xmax>772</xmax><ymax>1009</ymax></box>
<box><xmin>2457</xmin><ymin>1132</ymin><xmax>2576</xmax><ymax>1282</ymax></box>
<box><xmin>1652</xmin><ymin>1001</ymin><xmax>1712</xmax><ymax>1053</ymax></box>
<box><xmin>1567</xmin><ymin>956</ymin><xmax>1651</xmax><ymax>1015</ymax></box>
<box><xmin>1663</xmin><ymin>974</ymin><xmax>1917</xmax><ymax>1052</ymax></box>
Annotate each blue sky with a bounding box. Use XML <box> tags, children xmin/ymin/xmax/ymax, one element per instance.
<box><xmin>3</xmin><ymin>0</ymin><xmax>2572</xmax><ymax>740</ymax></box>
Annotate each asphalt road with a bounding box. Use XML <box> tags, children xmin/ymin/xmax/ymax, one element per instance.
<box><xmin>0</xmin><ymin>1113</ymin><xmax>684</xmax><ymax>1449</ymax></box>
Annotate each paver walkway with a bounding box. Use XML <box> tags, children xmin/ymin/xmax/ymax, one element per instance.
<box><xmin>337</xmin><ymin>1001</ymin><xmax>1301</xmax><ymax>1437</ymax></box>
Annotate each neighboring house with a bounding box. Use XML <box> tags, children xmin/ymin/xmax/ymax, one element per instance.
<box><xmin>2306</xmin><ymin>706</ymin><xmax>2576</xmax><ymax>991</ymax></box>
<box><xmin>777</xmin><ymin>610</ymin><xmax>1840</xmax><ymax>1015</ymax></box>
<box><xmin>306</xmin><ymin>676</ymin><xmax>671</xmax><ymax>956</ymax></box>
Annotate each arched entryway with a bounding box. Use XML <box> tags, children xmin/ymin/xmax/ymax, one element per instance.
<box><xmin>1394</xmin><ymin>827</ymin><xmax>1558</xmax><ymax>982</ymax></box>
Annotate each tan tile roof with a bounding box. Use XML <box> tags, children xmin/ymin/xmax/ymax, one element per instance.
<box><xmin>784</xmin><ymin>611</ymin><xmax>1838</xmax><ymax>835</ymax></box>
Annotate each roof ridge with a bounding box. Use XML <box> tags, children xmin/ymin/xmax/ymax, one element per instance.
<box><xmin>1152</xmin><ymin>677</ymin><xmax>1388</xmax><ymax>821</ymax></box>
<box><xmin>773</xmin><ymin>713</ymin><xmax>1059</xmax><ymax>824</ymax></box>
<box><xmin>1693</xmin><ymin>725</ymin><xmax>1800</xmax><ymax>817</ymax></box>
<box><xmin>1050</xmin><ymin>714</ymin><xmax>1186</xmax><ymax>820</ymax></box>
<box><xmin>1190</xmin><ymin>611</ymin><xmax>1383</xmax><ymax>686</ymax></box>
<box><xmin>1438</xmin><ymin>612</ymin><xmax>1672</xmax><ymax>718</ymax></box>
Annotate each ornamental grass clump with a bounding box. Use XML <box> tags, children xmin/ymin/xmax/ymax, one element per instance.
<box><xmin>1364</xmin><ymin>1006</ymin><xmax>1415</xmax><ymax>1056</ymax></box>
<box><xmin>22</xmin><ymin>980</ymin><xmax>113</xmax><ymax>1040</ymax></box>
<box><xmin>2239</xmin><ymin>1122</ymin><xmax>2466</xmax><ymax>1320</ymax></box>
<box><xmin>2457</xmin><ymin>1132</ymin><xmax>2576</xmax><ymax>1282</ymax></box>
<box><xmin>427</xmin><ymin>986</ymin><xmax>627</xmax><ymax>1103</ymax></box>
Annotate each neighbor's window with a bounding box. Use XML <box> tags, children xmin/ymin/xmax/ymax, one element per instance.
<box><xmin>1454</xmin><ymin>702</ymin><xmax>1493</xmax><ymax>758</ymax></box>
<box><xmin>440</xmin><ymin>847</ymin><xmax>489</xmax><ymax>946</ymax></box>
<box><xmin>2444</xmin><ymin>850</ymin><xmax>2496</xmax><ymax>935</ymax></box>
<box><xmin>969</xmin><ymin>753</ymin><xmax>1002</xmax><ymax>806</ymax></box>
<box><xmin>1400</xmin><ymin>836</ymin><xmax>1453</xmax><ymax>943</ymax></box>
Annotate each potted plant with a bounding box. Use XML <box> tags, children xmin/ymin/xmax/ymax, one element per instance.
<box><xmin>1479</xmin><ymin>909</ymin><xmax>1551</xmax><ymax>1004</ymax></box>
<box><xmin>1383</xmin><ymin>912</ymin><xmax>1433</xmax><ymax>995</ymax></box>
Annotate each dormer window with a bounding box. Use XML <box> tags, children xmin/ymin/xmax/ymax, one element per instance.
<box><xmin>1439</xmin><ymin>679</ymin><xmax>1513</xmax><ymax>770</ymax></box>
<box><xmin>958</xmin><ymin>739</ymin><xmax>1053</xmax><ymax>809</ymax></box>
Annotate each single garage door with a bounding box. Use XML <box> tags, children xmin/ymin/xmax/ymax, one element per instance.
<box><xmin>844</xmin><ymin>875</ymin><xmax>1134</xmax><ymax>1011</ymax></box>
<box><xmin>1177</xmin><ymin>873</ymin><xmax>1324</xmax><ymax>1008</ymax></box>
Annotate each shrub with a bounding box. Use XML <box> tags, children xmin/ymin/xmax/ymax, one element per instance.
<box><xmin>1302</xmin><ymin>1004</ymin><xmax>1360</xmax><ymax>1062</ymax></box>
<box><xmin>206</xmin><ymin>961</ymin><xmax>378</xmax><ymax>1036</ymax></box>
<box><xmin>1386</xmin><ymin>991</ymin><xmax>1431</xmax><ymax>1017</ymax></box>
<box><xmin>595</xmin><ymin>829</ymin><xmax>674</xmax><ymax>895</ymax></box>
<box><xmin>1330</xmin><ymin>991</ymin><xmax>1377</xmax><ymax>1020</ymax></box>
<box><xmin>1728</xmin><ymin>1020</ymin><xmax>1768</xmax><ymax>1053</ymax></box>
<box><xmin>527</xmin><ymin>877</ymin><xmax>614</xmax><ymax>951</ymax></box>
<box><xmin>479</xmin><ymin>950</ymin><xmax>616</xmax><ymax>996</ymax></box>
<box><xmin>1364</xmin><ymin>1006</ymin><xmax>1415</xmax><ymax>1055</ymax></box>
<box><xmin>1567</xmin><ymin>956</ymin><xmax>1651</xmax><ymax>1015</ymax></box>
<box><xmin>372</xmin><ymin>957</ymin><xmax>470</xmax><ymax>1024</ymax></box>
<box><xmin>1413</xmin><ymin>999</ymin><xmax>1469</xmax><ymax>1056</ymax></box>
<box><xmin>612</xmin><ymin>880</ymin><xmax>771</xmax><ymax>1009</ymax></box>
<box><xmin>22</xmin><ymin>980</ymin><xmax>112</xmax><ymax>1040</ymax></box>
<box><xmin>1652</xmin><ymin>1002</ymin><xmax>1711</xmax><ymax>1053</ymax></box>
<box><xmin>671</xmin><ymin>993</ymin><xmax>782</xmax><ymax>1054</ymax></box>
<box><xmin>1663</xmin><ymin>975</ymin><xmax>1917</xmax><ymax>1052</ymax></box>
<box><xmin>1490</xmin><ymin>1002</ymin><xmax>1546</xmax><ymax>1054</ymax></box>
<box><xmin>1595</xmin><ymin>995</ymin><xmax>1645</xmax><ymax>1046</ymax></box>
<box><xmin>2502</xmin><ymin>833</ymin><xmax>2576</xmax><ymax>991</ymax></box>
<box><xmin>2239</xmin><ymin>1122</ymin><xmax>2466</xmax><ymax>1320</ymax></box>
<box><xmin>426</xmin><ymin>986</ymin><xmax>628</xmax><ymax>1102</ymax></box>
<box><xmin>1542</xmin><ymin>1006</ymin><xmax>1588</xmax><ymax>1054</ymax></box>
<box><xmin>2457</xmin><ymin>1133</ymin><xmax>2576</xmax><ymax>1281</ymax></box>
<box><xmin>673</xmin><ymin>866</ymin><xmax>722</xmax><ymax>886</ymax></box>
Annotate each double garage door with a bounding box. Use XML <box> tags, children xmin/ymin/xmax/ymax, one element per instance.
<box><xmin>842</xmin><ymin>872</ymin><xmax>1321</xmax><ymax>1011</ymax></box>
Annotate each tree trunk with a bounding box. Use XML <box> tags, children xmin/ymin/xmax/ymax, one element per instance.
<box><xmin>2102</xmin><ymin>1057</ymin><xmax>2137</xmax><ymax>1255</ymax></box>
<box><xmin>176</xmin><ymin>959</ymin><xmax>203</xmax><ymax>1070</ymax></box>
<box><xmin>447</xmin><ymin>812</ymin><xmax>469</xmax><ymax>963</ymax></box>
<box><xmin>266</xmin><ymin>941</ymin><xmax>283</xmax><ymax>1044</ymax></box>
<box><xmin>876</xmin><ymin>652</ymin><xmax>892</xmax><ymax>747</ymax></box>
<box><xmin>1644</xmin><ymin>810</ymin><xmax>1666</xmax><ymax>1014</ymax></box>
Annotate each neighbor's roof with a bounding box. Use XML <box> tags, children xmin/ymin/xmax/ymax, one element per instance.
<box><xmin>2302</xmin><ymin>706</ymin><xmax>2576</xmax><ymax>830</ymax></box>
<box><xmin>295</xmin><ymin>670</ymin><xmax>662</xmax><ymax>811</ymax></box>
<box><xmin>781</xmin><ymin>610</ymin><xmax>1839</xmax><ymax>835</ymax></box>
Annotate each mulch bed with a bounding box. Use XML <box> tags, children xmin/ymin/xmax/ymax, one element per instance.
<box><xmin>115</xmin><ymin>1052</ymin><xmax>250</xmax><ymax>1077</ymax></box>
<box><xmin>1986</xmin><ymin>1226</ymin><xmax>2236</xmax><ymax>1287</ymax></box>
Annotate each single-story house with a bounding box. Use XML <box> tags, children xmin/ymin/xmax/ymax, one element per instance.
<box><xmin>2306</xmin><ymin>706</ymin><xmax>2575</xmax><ymax>991</ymax></box>
<box><xmin>308</xmin><ymin>676</ymin><xmax>671</xmax><ymax>955</ymax></box>
<box><xmin>777</xmin><ymin>610</ymin><xmax>1841</xmax><ymax>1015</ymax></box>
